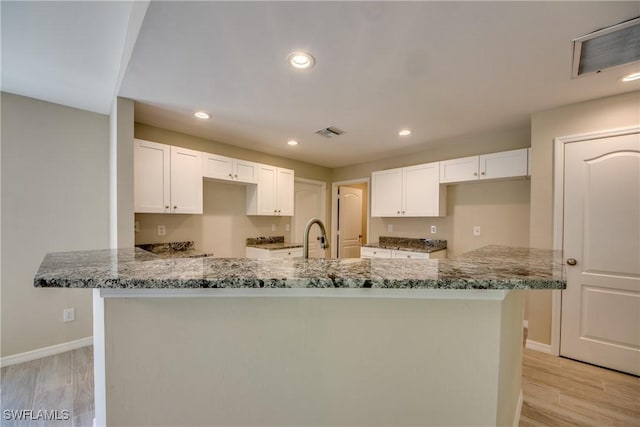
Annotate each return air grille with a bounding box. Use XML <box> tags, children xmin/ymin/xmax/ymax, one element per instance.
<box><xmin>572</xmin><ymin>17</ymin><xmax>640</xmax><ymax>77</ymax></box>
<box><xmin>315</xmin><ymin>126</ymin><xmax>345</xmax><ymax>138</ymax></box>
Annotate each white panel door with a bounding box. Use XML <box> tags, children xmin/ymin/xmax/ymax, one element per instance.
<box><xmin>371</xmin><ymin>168</ymin><xmax>402</xmax><ymax>217</ymax></box>
<box><xmin>403</xmin><ymin>162</ymin><xmax>441</xmax><ymax>216</ymax></box>
<box><xmin>479</xmin><ymin>148</ymin><xmax>528</xmax><ymax>180</ymax></box>
<box><xmin>439</xmin><ymin>156</ymin><xmax>479</xmax><ymax>183</ymax></box>
<box><xmin>276</xmin><ymin>168</ymin><xmax>294</xmax><ymax>216</ymax></box>
<box><xmin>561</xmin><ymin>132</ymin><xmax>640</xmax><ymax>375</ymax></box>
<box><xmin>338</xmin><ymin>186</ymin><xmax>363</xmax><ymax>259</ymax></box>
<box><xmin>134</xmin><ymin>139</ymin><xmax>170</xmax><ymax>213</ymax></box>
<box><xmin>170</xmin><ymin>146</ymin><xmax>203</xmax><ymax>214</ymax></box>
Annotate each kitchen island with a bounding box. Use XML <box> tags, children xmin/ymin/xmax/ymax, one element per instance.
<box><xmin>35</xmin><ymin>246</ymin><xmax>565</xmax><ymax>427</ymax></box>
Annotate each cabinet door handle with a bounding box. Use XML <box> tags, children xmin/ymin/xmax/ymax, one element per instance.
<box><xmin>481</xmin><ymin>171</ymin><xmax>485</xmax><ymax>176</ymax></box>
<box><xmin>173</xmin><ymin>206</ymin><xmax>177</xmax><ymax>210</ymax></box>
<box><xmin>473</xmin><ymin>172</ymin><xmax>478</xmax><ymax>176</ymax></box>
<box><xmin>229</xmin><ymin>173</ymin><xmax>233</xmax><ymax>178</ymax></box>
<box><xmin>397</xmin><ymin>211</ymin><xmax>400</xmax><ymax>215</ymax></box>
<box><xmin>234</xmin><ymin>174</ymin><xmax>238</xmax><ymax>178</ymax></box>
<box><xmin>165</xmin><ymin>205</ymin><xmax>169</xmax><ymax>209</ymax></box>
<box><xmin>402</xmin><ymin>211</ymin><xmax>405</xmax><ymax>214</ymax></box>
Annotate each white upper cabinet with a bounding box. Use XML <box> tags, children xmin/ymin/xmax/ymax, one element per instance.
<box><xmin>170</xmin><ymin>146</ymin><xmax>203</xmax><ymax>214</ymax></box>
<box><xmin>371</xmin><ymin>168</ymin><xmax>403</xmax><ymax>217</ymax></box>
<box><xmin>372</xmin><ymin>162</ymin><xmax>446</xmax><ymax>217</ymax></box>
<box><xmin>203</xmin><ymin>153</ymin><xmax>258</xmax><ymax>184</ymax></box>
<box><xmin>134</xmin><ymin>139</ymin><xmax>202</xmax><ymax>214</ymax></box>
<box><xmin>440</xmin><ymin>148</ymin><xmax>529</xmax><ymax>184</ymax></box>
<box><xmin>479</xmin><ymin>148</ymin><xmax>528</xmax><ymax>180</ymax></box>
<box><xmin>246</xmin><ymin>165</ymin><xmax>294</xmax><ymax>216</ymax></box>
<box><xmin>134</xmin><ymin>139</ymin><xmax>170</xmax><ymax>213</ymax></box>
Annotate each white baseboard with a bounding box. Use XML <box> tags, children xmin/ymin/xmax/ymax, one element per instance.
<box><xmin>525</xmin><ymin>339</ymin><xmax>553</xmax><ymax>354</ymax></box>
<box><xmin>513</xmin><ymin>389</ymin><xmax>523</xmax><ymax>427</ymax></box>
<box><xmin>1</xmin><ymin>336</ymin><xmax>93</xmax><ymax>368</ymax></box>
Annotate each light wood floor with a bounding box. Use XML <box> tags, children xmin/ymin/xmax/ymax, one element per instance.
<box><xmin>1</xmin><ymin>345</ymin><xmax>638</xmax><ymax>426</ymax></box>
<box><xmin>1</xmin><ymin>346</ymin><xmax>94</xmax><ymax>427</ymax></box>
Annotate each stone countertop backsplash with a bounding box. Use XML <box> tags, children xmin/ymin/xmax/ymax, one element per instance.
<box><xmin>135</xmin><ymin>241</ymin><xmax>214</xmax><ymax>259</ymax></box>
<box><xmin>363</xmin><ymin>236</ymin><xmax>447</xmax><ymax>253</ymax></box>
<box><xmin>246</xmin><ymin>236</ymin><xmax>303</xmax><ymax>250</ymax></box>
<box><xmin>34</xmin><ymin>245</ymin><xmax>565</xmax><ymax>290</ymax></box>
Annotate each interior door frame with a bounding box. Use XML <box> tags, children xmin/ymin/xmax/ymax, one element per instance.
<box><xmin>331</xmin><ymin>178</ymin><xmax>370</xmax><ymax>259</ymax></box>
<box><xmin>551</xmin><ymin>125</ymin><xmax>640</xmax><ymax>357</ymax></box>
<box><xmin>292</xmin><ymin>177</ymin><xmax>327</xmax><ymax>245</ymax></box>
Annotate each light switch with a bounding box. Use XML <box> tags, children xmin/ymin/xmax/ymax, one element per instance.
<box><xmin>157</xmin><ymin>225</ymin><xmax>166</xmax><ymax>236</ymax></box>
<box><xmin>271</xmin><ymin>224</ymin><xmax>276</xmax><ymax>232</ymax></box>
<box><xmin>473</xmin><ymin>225</ymin><xmax>481</xmax><ymax>236</ymax></box>
<box><xmin>430</xmin><ymin>225</ymin><xmax>437</xmax><ymax>234</ymax></box>
<box><xmin>388</xmin><ymin>224</ymin><xmax>393</xmax><ymax>232</ymax></box>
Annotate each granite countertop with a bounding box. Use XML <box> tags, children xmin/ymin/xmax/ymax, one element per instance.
<box><xmin>34</xmin><ymin>245</ymin><xmax>566</xmax><ymax>290</ymax></box>
<box><xmin>363</xmin><ymin>237</ymin><xmax>447</xmax><ymax>253</ymax></box>
<box><xmin>135</xmin><ymin>242</ymin><xmax>214</xmax><ymax>259</ymax></box>
<box><xmin>246</xmin><ymin>236</ymin><xmax>302</xmax><ymax>250</ymax></box>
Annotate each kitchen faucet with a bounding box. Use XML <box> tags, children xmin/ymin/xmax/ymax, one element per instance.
<box><xmin>303</xmin><ymin>218</ymin><xmax>328</xmax><ymax>259</ymax></box>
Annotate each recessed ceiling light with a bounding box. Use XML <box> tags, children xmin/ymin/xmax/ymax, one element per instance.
<box><xmin>287</xmin><ymin>140</ymin><xmax>299</xmax><ymax>146</ymax></box>
<box><xmin>194</xmin><ymin>111</ymin><xmax>210</xmax><ymax>119</ymax></box>
<box><xmin>621</xmin><ymin>72</ymin><xmax>640</xmax><ymax>82</ymax></box>
<box><xmin>398</xmin><ymin>129</ymin><xmax>412</xmax><ymax>136</ymax></box>
<box><xmin>287</xmin><ymin>51</ymin><xmax>315</xmax><ymax>69</ymax></box>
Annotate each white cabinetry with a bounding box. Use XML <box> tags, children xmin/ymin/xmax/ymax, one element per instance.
<box><xmin>439</xmin><ymin>148</ymin><xmax>529</xmax><ymax>184</ymax></box>
<box><xmin>360</xmin><ymin>247</ymin><xmax>446</xmax><ymax>259</ymax></box>
<box><xmin>371</xmin><ymin>162</ymin><xmax>445</xmax><ymax>217</ymax></box>
<box><xmin>134</xmin><ymin>139</ymin><xmax>203</xmax><ymax>214</ymax></box>
<box><xmin>246</xmin><ymin>165</ymin><xmax>294</xmax><ymax>216</ymax></box>
<box><xmin>202</xmin><ymin>153</ymin><xmax>258</xmax><ymax>184</ymax></box>
<box><xmin>245</xmin><ymin>247</ymin><xmax>302</xmax><ymax>259</ymax></box>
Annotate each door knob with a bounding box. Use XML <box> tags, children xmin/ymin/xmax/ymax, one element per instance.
<box><xmin>566</xmin><ymin>258</ymin><xmax>577</xmax><ymax>266</ymax></box>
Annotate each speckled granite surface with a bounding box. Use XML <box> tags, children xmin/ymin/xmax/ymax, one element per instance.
<box><xmin>364</xmin><ymin>237</ymin><xmax>447</xmax><ymax>253</ymax></box>
<box><xmin>135</xmin><ymin>242</ymin><xmax>214</xmax><ymax>258</ymax></box>
<box><xmin>34</xmin><ymin>245</ymin><xmax>565</xmax><ymax>290</ymax></box>
<box><xmin>246</xmin><ymin>236</ymin><xmax>302</xmax><ymax>250</ymax></box>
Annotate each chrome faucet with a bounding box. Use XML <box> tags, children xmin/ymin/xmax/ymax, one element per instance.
<box><xmin>303</xmin><ymin>218</ymin><xmax>328</xmax><ymax>259</ymax></box>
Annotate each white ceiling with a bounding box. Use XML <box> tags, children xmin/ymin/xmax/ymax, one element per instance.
<box><xmin>1</xmin><ymin>1</ymin><xmax>138</xmax><ymax>114</ymax></box>
<box><xmin>3</xmin><ymin>2</ymin><xmax>639</xmax><ymax>167</ymax></box>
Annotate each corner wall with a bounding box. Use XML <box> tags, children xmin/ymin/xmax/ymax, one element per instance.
<box><xmin>1</xmin><ymin>93</ymin><xmax>110</xmax><ymax>357</ymax></box>
<box><xmin>528</xmin><ymin>90</ymin><xmax>640</xmax><ymax>345</ymax></box>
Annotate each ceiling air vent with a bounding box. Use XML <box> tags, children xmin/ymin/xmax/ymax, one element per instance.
<box><xmin>572</xmin><ymin>17</ymin><xmax>640</xmax><ymax>78</ymax></box>
<box><xmin>315</xmin><ymin>126</ymin><xmax>345</xmax><ymax>138</ymax></box>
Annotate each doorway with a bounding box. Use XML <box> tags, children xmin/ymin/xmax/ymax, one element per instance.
<box><xmin>292</xmin><ymin>178</ymin><xmax>326</xmax><ymax>258</ymax></box>
<box><xmin>331</xmin><ymin>179</ymin><xmax>369</xmax><ymax>259</ymax></box>
<box><xmin>554</xmin><ymin>128</ymin><xmax>640</xmax><ymax>375</ymax></box>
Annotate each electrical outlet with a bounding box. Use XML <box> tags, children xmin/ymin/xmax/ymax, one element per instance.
<box><xmin>134</xmin><ymin>221</ymin><xmax>140</xmax><ymax>233</ymax></box>
<box><xmin>430</xmin><ymin>225</ymin><xmax>437</xmax><ymax>234</ymax></box>
<box><xmin>473</xmin><ymin>225</ymin><xmax>481</xmax><ymax>236</ymax></box>
<box><xmin>271</xmin><ymin>224</ymin><xmax>276</xmax><ymax>232</ymax></box>
<box><xmin>63</xmin><ymin>308</ymin><xmax>75</xmax><ymax>322</ymax></box>
<box><xmin>388</xmin><ymin>224</ymin><xmax>393</xmax><ymax>232</ymax></box>
<box><xmin>157</xmin><ymin>225</ymin><xmax>166</xmax><ymax>236</ymax></box>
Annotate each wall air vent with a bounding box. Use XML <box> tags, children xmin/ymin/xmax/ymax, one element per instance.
<box><xmin>572</xmin><ymin>17</ymin><xmax>640</xmax><ymax>78</ymax></box>
<box><xmin>315</xmin><ymin>126</ymin><xmax>345</xmax><ymax>138</ymax></box>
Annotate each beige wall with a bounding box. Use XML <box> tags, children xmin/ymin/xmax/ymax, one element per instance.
<box><xmin>1</xmin><ymin>93</ymin><xmax>109</xmax><ymax>357</ymax></box>
<box><xmin>134</xmin><ymin>124</ymin><xmax>332</xmax><ymax>256</ymax></box>
<box><xmin>527</xmin><ymin>90</ymin><xmax>640</xmax><ymax>345</ymax></box>
<box><xmin>332</xmin><ymin>128</ymin><xmax>532</xmax><ymax>257</ymax></box>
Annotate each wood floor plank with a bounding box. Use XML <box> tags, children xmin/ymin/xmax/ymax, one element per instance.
<box><xmin>70</xmin><ymin>348</ymin><xmax>93</xmax><ymax>418</ymax></box>
<box><xmin>35</xmin><ymin>353</ymin><xmax>72</xmax><ymax>395</ymax></box>
<box><xmin>70</xmin><ymin>412</ymin><xmax>93</xmax><ymax>427</ymax></box>
<box><xmin>1</xmin><ymin>360</ymin><xmax>41</xmax><ymax>427</ymax></box>
<box><xmin>29</xmin><ymin>385</ymin><xmax>72</xmax><ymax>427</ymax></box>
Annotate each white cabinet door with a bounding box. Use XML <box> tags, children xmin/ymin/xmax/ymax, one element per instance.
<box><xmin>276</xmin><ymin>167</ymin><xmax>294</xmax><ymax>216</ymax></box>
<box><xmin>170</xmin><ymin>146</ymin><xmax>203</xmax><ymax>214</ymax></box>
<box><xmin>134</xmin><ymin>139</ymin><xmax>170</xmax><ymax>213</ymax></box>
<box><xmin>245</xmin><ymin>247</ymin><xmax>302</xmax><ymax>258</ymax></box>
<box><xmin>403</xmin><ymin>162</ymin><xmax>445</xmax><ymax>217</ymax></box>
<box><xmin>371</xmin><ymin>168</ymin><xmax>403</xmax><ymax>217</ymax></box>
<box><xmin>234</xmin><ymin>159</ymin><xmax>258</xmax><ymax>184</ymax></box>
<box><xmin>203</xmin><ymin>153</ymin><xmax>234</xmax><ymax>181</ymax></box>
<box><xmin>479</xmin><ymin>148</ymin><xmax>528</xmax><ymax>180</ymax></box>
<box><xmin>247</xmin><ymin>165</ymin><xmax>294</xmax><ymax>216</ymax></box>
<box><xmin>439</xmin><ymin>156</ymin><xmax>479</xmax><ymax>183</ymax></box>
